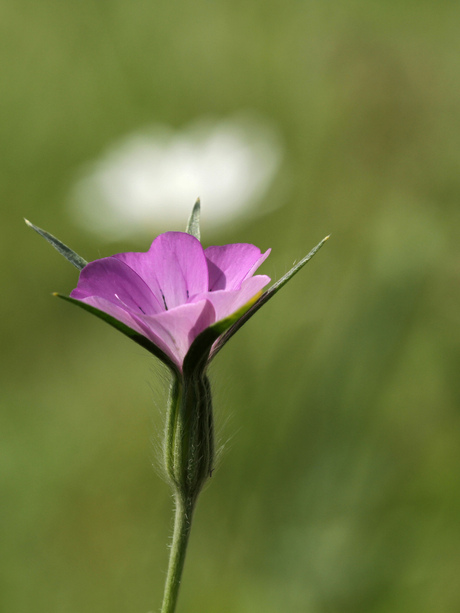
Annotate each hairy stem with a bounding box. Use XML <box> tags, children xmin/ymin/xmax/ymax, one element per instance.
<box><xmin>160</xmin><ymin>494</ymin><xmax>195</xmax><ymax>613</ymax></box>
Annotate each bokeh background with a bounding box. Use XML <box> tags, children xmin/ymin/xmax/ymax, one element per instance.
<box><xmin>2</xmin><ymin>1</ymin><xmax>460</xmax><ymax>612</ymax></box>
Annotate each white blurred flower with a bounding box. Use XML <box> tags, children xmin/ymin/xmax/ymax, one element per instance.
<box><xmin>69</xmin><ymin>114</ymin><xmax>283</xmax><ymax>239</ymax></box>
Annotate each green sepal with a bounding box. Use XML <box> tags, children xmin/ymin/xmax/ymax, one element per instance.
<box><xmin>183</xmin><ymin>292</ymin><xmax>261</xmax><ymax>376</ymax></box>
<box><xmin>164</xmin><ymin>373</ymin><xmax>214</xmax><ymax>501</ymax></box>
<box><xmin>25</xmin><ymin>220</ymin><xmax>88</xmax><ymax>270</ymax></box>
<box><xmin>55</xmin><ymin>294</ymin><xmax>178</xmax><ymax>374</ymax></box>
<box><xmin>185</xmin><ymin>198</ymin><xmax>201</xmax><ymax>241</ymax></box>
<box><xmin>209</xmin><ymin>235</ymin><xmax>330</xmax><ymax>360</ymax></box>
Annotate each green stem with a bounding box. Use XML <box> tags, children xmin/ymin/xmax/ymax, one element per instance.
<box><xmin>160</xmin><ymin>494</ymin><xmax>195</xmax><ymax>613</ymax></box>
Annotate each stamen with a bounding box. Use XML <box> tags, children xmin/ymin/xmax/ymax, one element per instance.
<box><xmin>161</xmin><ymin>291</ymin><xmax>168</xmax><ymax>310</ymax></box>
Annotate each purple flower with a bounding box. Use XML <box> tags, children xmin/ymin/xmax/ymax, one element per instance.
<box><xmin>27</xmin><ymin>204</ymin><xmax>327</xmax><ymax>376</ymax></box>
<box><xmin>27</xmin><ymin>209</ymin><xmax>328</xmax><ymax>610</ymax></box>
<box><xmin>70</xmin><ymin>231</ymin><xmax>270</xmax><ymax>371</ymax></box>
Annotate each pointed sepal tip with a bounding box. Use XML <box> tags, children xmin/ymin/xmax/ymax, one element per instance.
<box><xmin>186</xmin><ymin>198</ymin><xmax>201</xmax><ymax>241</ymax></box>
<box><xmin>25</xmin><ymin>219</ymin><xmax>88</xmax><ymax>271</ymax></box>
<box><xmin>209</xmin><ymin>233</ymin><xmax>330</xmax><ymax>360</ymax></box>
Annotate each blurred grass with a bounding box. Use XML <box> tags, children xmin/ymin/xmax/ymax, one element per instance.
<box><xmin>1</xmin><ymin>0</ymin><xmax>460</xmax><ymax>611</ymax></box>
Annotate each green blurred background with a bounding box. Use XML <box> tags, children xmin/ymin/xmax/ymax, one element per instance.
<box><xmin>2</xmin><ymin>1</ymin><xmax>460</xmax><ymax>611</ymax></box>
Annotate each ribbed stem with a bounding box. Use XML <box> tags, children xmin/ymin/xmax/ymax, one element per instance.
<box><xmin>160</xmin><ymin>494</ymin><xmax>195</xmax><ymax>613</ymax></box>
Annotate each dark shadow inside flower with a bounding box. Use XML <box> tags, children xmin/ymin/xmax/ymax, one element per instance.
<box><xmin>205</xmin><ymin>259</ymin><xmax>226</xmax><ymax>290</ymax></box>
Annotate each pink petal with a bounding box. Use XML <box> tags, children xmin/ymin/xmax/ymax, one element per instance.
<box><xmin>77</xmin><ymin>296</ymin><xmax>216</xmax><ymax>369</ymax></box>
<box><xmin>193</xmin><ymin>275</ymin><xmax>270</xmax><ymax>322</ymax></box>
<box><xmin>71</xmin><ymin>257</ymin><xmax>163</xmax><ymax>315</ymax></box>
<box><xmin>139</xmin><ymin>300</ymin><xmax>216</xmax><ymax>367</ymax></box>
<box><xmin>205</xmin><ymin>244</ymin><xmax>271</xmax><ymax>291</ymax></box>
<box><xmin>75</xmin><ymin>296</ymin><xmax>158</xmax><ymax>339</ymax></box>
<box><xmin>114</xmin><ymin>232</ymin><xmax>209</xmax><ymax>309</ymax></box>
